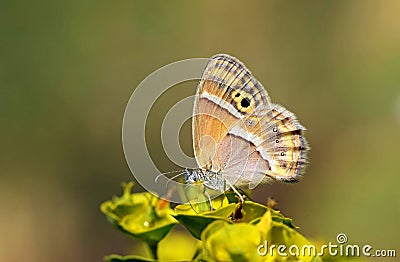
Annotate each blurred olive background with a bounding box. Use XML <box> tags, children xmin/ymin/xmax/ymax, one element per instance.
<box><xmin>1</xmin><ymin>1</ymin><xmax>399</xmax><ymax>261</ymax></box>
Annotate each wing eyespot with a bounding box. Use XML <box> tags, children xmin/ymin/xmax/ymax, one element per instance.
<box><xmin>240</xmin><ymin>97</ymin><xmax>251</xmax><ymax>108</ymax></box>
<box><xmin>231</xmin><ymin>90</ymin><xmax>241</xmax><ymax>99</ymax></box>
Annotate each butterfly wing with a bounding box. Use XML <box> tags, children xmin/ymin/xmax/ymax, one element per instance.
<box><xmin>193</xmin><ymin>54</ymin><xmax>309</xmax><ymax>189</ymax></box>
<box><xmin>223</xmin><ymin>104</ymin><xmax>309</xmax><ymax>188</ymax></box>
<box><xmin>256</xmin><ymin>104</ymin><xmax>309</xmax><ymax>182</ymax></box>
<box><xmin>193</xmin><ymin>54</ymin><xmax>270</xmax><ymax>169</ymax></box>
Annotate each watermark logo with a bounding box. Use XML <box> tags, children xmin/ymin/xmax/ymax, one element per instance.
<box><xmin>257</xmin><ymin>233</ymin><xmax>396</xmax><ymax>258</ymax></box>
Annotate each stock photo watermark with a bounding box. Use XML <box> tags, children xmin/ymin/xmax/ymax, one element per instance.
<box><xmin>257</xmin><ymin>233</ymin><xmax>396</xmax><ymax>258</ymax></box>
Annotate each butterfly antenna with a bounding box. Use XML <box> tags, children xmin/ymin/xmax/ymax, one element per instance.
<box><xmin>154</xmin><ymin>169</ymin><xmax>185</xmax><ymax>183</ymax></box>
<box><xmin>165</xmin><ymin>172</ymin><xmax>185</xmax><ymax>189</ymax></box>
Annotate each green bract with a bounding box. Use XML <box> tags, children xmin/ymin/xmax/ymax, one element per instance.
<box><xmin>173</xmin><ymin>199</ymin><xmax>237</xmax><ymax>239</ymax></box>
<box><xmin>100</xmin><ymin>182</ymin><xmax>177</xmax><ymax>245</ymax></box>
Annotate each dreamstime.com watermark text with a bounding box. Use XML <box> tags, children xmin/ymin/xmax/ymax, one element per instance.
<box><xmin>257</xmin><ymin>233</ymin><xmax>396</xmax><ymax>258</ymax></box>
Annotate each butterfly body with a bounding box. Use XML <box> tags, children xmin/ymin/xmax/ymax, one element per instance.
<box><xmin>187</xmin><ymin>54</ymin><xmax>309</xmax><ymax>193</ymax></box>
<box><xmin>184</xmin><ymin>168</ymin><xmax>226</xmax><ymax>192</ymax></box>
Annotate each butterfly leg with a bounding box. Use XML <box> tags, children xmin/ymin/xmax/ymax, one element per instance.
<box><xmin>225</xmin><ymin>179</ymin><xmax>244</xmax><ymax>203</ymax></box>
<box><xmin>203</xmin><ymin>189</ymin><xmax>214</xmax><ymax>210</ymax></box>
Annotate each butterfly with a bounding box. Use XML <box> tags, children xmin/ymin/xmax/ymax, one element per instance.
<box><xmin>183</xmin><ymin>54</ymin><xmax>309</xmax><ymax>201</ymax></box>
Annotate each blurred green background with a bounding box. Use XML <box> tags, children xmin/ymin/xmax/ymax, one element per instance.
<box><xmin>1</xmin><ymin>1</ymin><xmax>399</xmax><ymax>261</ymax></box>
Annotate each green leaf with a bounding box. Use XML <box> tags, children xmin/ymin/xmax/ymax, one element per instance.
<box><xmin>173</xmin><ymin>213</ymin><xmax>232</xmax><ymax>240</ymax></box>
<box><xmin>242</xmin><ymin>202</ymin><xmax>296</xmax><ymax>228</ymax></box>
<box><xmin>256</xmin><ymin>210</ymin><xmax>272</xmax><ymax>236</ymax></box>
<box><xmin>174</xmin><ymin>203</ymin><xmax>237</xmax><ymax>239</ymax></box>
<box><xmin>120</xmin><ymin>209</ymin><xmax>177</xmax><ymax>244</ymax></box>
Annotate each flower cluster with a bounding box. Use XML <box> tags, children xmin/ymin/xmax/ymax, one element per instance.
<box><xmin>100</xmin><ymin>182</ymin><xmax>340</xmax><ymax>262</ymax></box>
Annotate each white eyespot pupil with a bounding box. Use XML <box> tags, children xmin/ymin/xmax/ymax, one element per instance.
<box><xmin>273</xmin><ymin>127</ymin><xmax>277</xmax><ymax>132</ymax></box>
<box><xmin>275</xmin><ymin>139</ymin><xmax>279</xmax><ymax>143</ymax></box>
<box><xmin>280</xmin><ymin>152</ymin><xmax>285</xmax><ymax>156</ymax></box>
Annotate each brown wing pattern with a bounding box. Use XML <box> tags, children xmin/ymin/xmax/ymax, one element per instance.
<box><xmin>193</xmin><ymin>54</ymin><xmax>271</xmax><ymax>170</ymax></box>
<box><xmin>193</xmin><ymin>54</ymin><xmax>309</xmax><ymax>188</ymax></box>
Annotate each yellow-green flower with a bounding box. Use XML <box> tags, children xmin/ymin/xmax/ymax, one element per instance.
<box><xmin>100</xmin><ymin>182</ymin><xmax>177</xmax><ymax>245</ymax></box>
<box><xmin>201</xmin><ymin>220</ymin><xmax>262</xmax><ymax>262</ymax></box>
